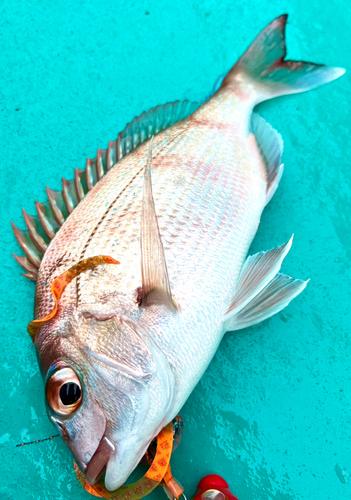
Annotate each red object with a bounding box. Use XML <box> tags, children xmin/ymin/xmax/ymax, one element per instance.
<box><xmin>193</xmin><ymin>475</ymin><xmax>239</xmax><ymax>500</ymax></box>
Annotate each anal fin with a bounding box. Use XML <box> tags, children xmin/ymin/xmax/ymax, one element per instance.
<box><xmin>224</xmin><ymin>237</ymin><xmax>308</xmax><ymax>332</ymax></box>
<box><xmin>224</xmin><ymin>273</ymin><xmax>307</xmax><ymax>332</ymax></box>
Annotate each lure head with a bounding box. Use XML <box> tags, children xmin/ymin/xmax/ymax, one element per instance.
<box><xmin>194</xmin><ymin>475</ymin><xmax>240</xmax><ymax>500</ymax></box>
<box><xmin>36</xmin><ymin>307</ymin><xmax>175</xmax><ymax>490</ymax></box>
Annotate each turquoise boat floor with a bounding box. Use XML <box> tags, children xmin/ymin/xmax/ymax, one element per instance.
<box><xmin>0</xmin><ymin>1</ymin><xmax>350</xmax><ymax>499</ymax></box>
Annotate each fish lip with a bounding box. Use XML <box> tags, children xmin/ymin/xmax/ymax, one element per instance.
<box><xmin>85</xmin><ymin>435</ymin><xmax>116</xmax><ymax>485</ymax></box>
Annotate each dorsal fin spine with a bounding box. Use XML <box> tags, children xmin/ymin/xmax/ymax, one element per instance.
<box><xmin>22</xmin><ymin>208</ymin><xmax>48</xmax><ymax>253</ymax></box>
<box><xmin>74</xmin><ymin>168</ymin><xmax>86</xmax><ymax>202</ymax></box>
<box><xmin>125</xmin><ymin>136</ymin><xmax>132</xmax><ymax>155</ymax></box>
<box><xmin>86</xmin><ymin>158</ymin><xmax>96</xmax><ymax>191</ymax></box>
<box><xmin>116</xmin><ymin>135</ymin><xmax>123</xmax><ymax>162</ymax></box>
<box><xmin>13</xmin><ymin>99</ymin><xmax>199</xmax><ymax>279</ymax></box>
<box><xmin>106</xmin><ymin>140</ymin><xmax>116</xmax><ymax>170</ymax></box>
<box><xmin>13</xmin><ymin>253</ymin><xmax>38</xmax><ymax>275</ymax></box>
<box><xmin>62</xmin><ymin>178</ymin><xmax>75</xmax><ymax>214</ymax></box>
<box><xmin>35</xmin><ymin>201</ymin><xmax>57</xmax><ymax>239</ymax></box>
<box><xmin>11</xmin><ymin>222</ymin><xmax>42</xmax><ymax>268</ymax></box>
<box><xmin>23</xmin><ymin>272</ymin><xmax>37</xmax><ymax>280</ymax></box>
<box><xmin>133</xmin><ymin>131</ymin><xmax>139</xmax><ymax>149</ymax></box>
<box><xmin>96</xmin><ymin>149</ymin><xmax>105</xmax><ymax>180</ymax></box>
<box><xmin>46</xmin><ymin>187</ymin><xmax>65</xmax><ymax>226</ymax></box>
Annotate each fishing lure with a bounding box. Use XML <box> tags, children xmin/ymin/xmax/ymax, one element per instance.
<box><xmin>191</xmin><ymin>475</ymin><xmax>240</xmax><ymax>500</ymax></box>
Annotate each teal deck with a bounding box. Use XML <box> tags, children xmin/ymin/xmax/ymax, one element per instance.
<box><xmin>0</xmin><ymin>1</ymin><xmax>350</xmax><ymax>499</ymax></box>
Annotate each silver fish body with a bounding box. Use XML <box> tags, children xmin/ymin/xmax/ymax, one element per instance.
<box><xmin>14</xmin><ymin>15</ymin><xmax>344</xmax><ymax>492</ymax></box>
<box><xmin>37</xmin><ymin>91</ymin><xmax>265</xmax><ymax>488</ymax></box>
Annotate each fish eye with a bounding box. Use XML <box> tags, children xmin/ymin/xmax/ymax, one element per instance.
<box><xmin>46</xmin><ymin>367</ymin><xmax>83</xmax><ymax>416</ymax></box>
<box><xmin>59</xmin><ymin>382</ymin><xmax>81</xmax><ymax>405</ymax></box>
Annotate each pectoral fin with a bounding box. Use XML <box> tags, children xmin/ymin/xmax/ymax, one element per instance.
<box><xmin>140</xmin><ymin>138</ymin><xmax>176</xmax><ymax>311</ymax></box>
<box><xmin>224</xmin><ymin>237</ymin><xmax>308</xmax><ymax>332</ymax></box>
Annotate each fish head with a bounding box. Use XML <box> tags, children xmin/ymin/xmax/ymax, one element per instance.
<box><xmin>36</xmin><ymin>306</ymin><xmax>175</xmax><ymax>490</ymax></box>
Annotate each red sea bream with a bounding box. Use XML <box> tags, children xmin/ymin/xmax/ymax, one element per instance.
<box><xmin>12</xmin><ymin>15</ymin><xmax>345</xmax><ymax>491</ymax></box>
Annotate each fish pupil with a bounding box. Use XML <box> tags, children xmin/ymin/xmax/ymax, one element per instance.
<box><xmin>59</xmin><ymin>383</ymin><xmax>81</xmax><ymax>405</ymax></box>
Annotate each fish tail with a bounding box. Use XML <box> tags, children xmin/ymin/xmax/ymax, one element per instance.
<box><xmin>221</xmin><ymin>14</ymin><xmax>345</xmax><ymax>103</ymax></box>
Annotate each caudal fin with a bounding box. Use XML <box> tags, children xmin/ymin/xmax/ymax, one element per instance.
<box><xmin>221</xmin><ymin>15</ymin><xmax>345</xmax><ymax>103</ymax></box>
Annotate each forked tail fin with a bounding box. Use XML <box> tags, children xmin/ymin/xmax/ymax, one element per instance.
<box><xmin>221</xmin><ymin>14</ymin><xmax>345</xmax><ymax>103</ymax></box>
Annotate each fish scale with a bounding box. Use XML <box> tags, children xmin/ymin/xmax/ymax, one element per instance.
<box><xmin>36</xmin><ymin>112</ymin><xmax>261</xmax><ymax>321</ymax></box>
<box><xmin>14</xmin><ymin>15</ymin><xmax>345</xmax><ymax>493</ymax></box>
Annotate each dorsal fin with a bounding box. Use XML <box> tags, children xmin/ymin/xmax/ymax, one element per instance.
<box><xmin>12</xmin><ymin>99</ymin><xmax>199</xmax><ymax>280</ymax></box>
<box><xmin>251</xmin><ymin>113</ymin><xmax>284</xmax><ymax>205</ymax></box>
<box><xmin>140</xmin><ymin>138</ymin><xmax>175</xmax><ymax>311</ymax></box>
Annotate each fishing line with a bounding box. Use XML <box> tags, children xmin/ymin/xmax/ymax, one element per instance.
<box><xmin>16</xmin><ymin>434</ymin><xmax>59</xmax><ymax>447</ymax></box>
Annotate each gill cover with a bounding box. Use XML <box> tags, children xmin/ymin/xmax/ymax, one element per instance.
<box><xmin>27</xmin><ymin>256</ymin><xmax>120</xmax><ymax>341</ymax></box>
<box><xmin>28</xmin><ymin>138</ymin><xmax>176</xmax><ymax>345</ymax></box>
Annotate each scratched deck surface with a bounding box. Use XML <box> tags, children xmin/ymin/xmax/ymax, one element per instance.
<box><xmin>0</xmin><ymin>1</ymin><xmax>350</xmax><ymax>499</ymax></box>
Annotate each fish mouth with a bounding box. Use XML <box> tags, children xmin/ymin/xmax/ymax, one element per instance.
<box><xmin>85</xmin><ymin>436</ymin><xmax>116</xmax><ymax>485</ymax></box>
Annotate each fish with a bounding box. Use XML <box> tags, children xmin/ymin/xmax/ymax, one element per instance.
<box><xmin>12</xmin><ymin>14</ymin><xmax>344</xmax><ymax>492</ymax></box>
